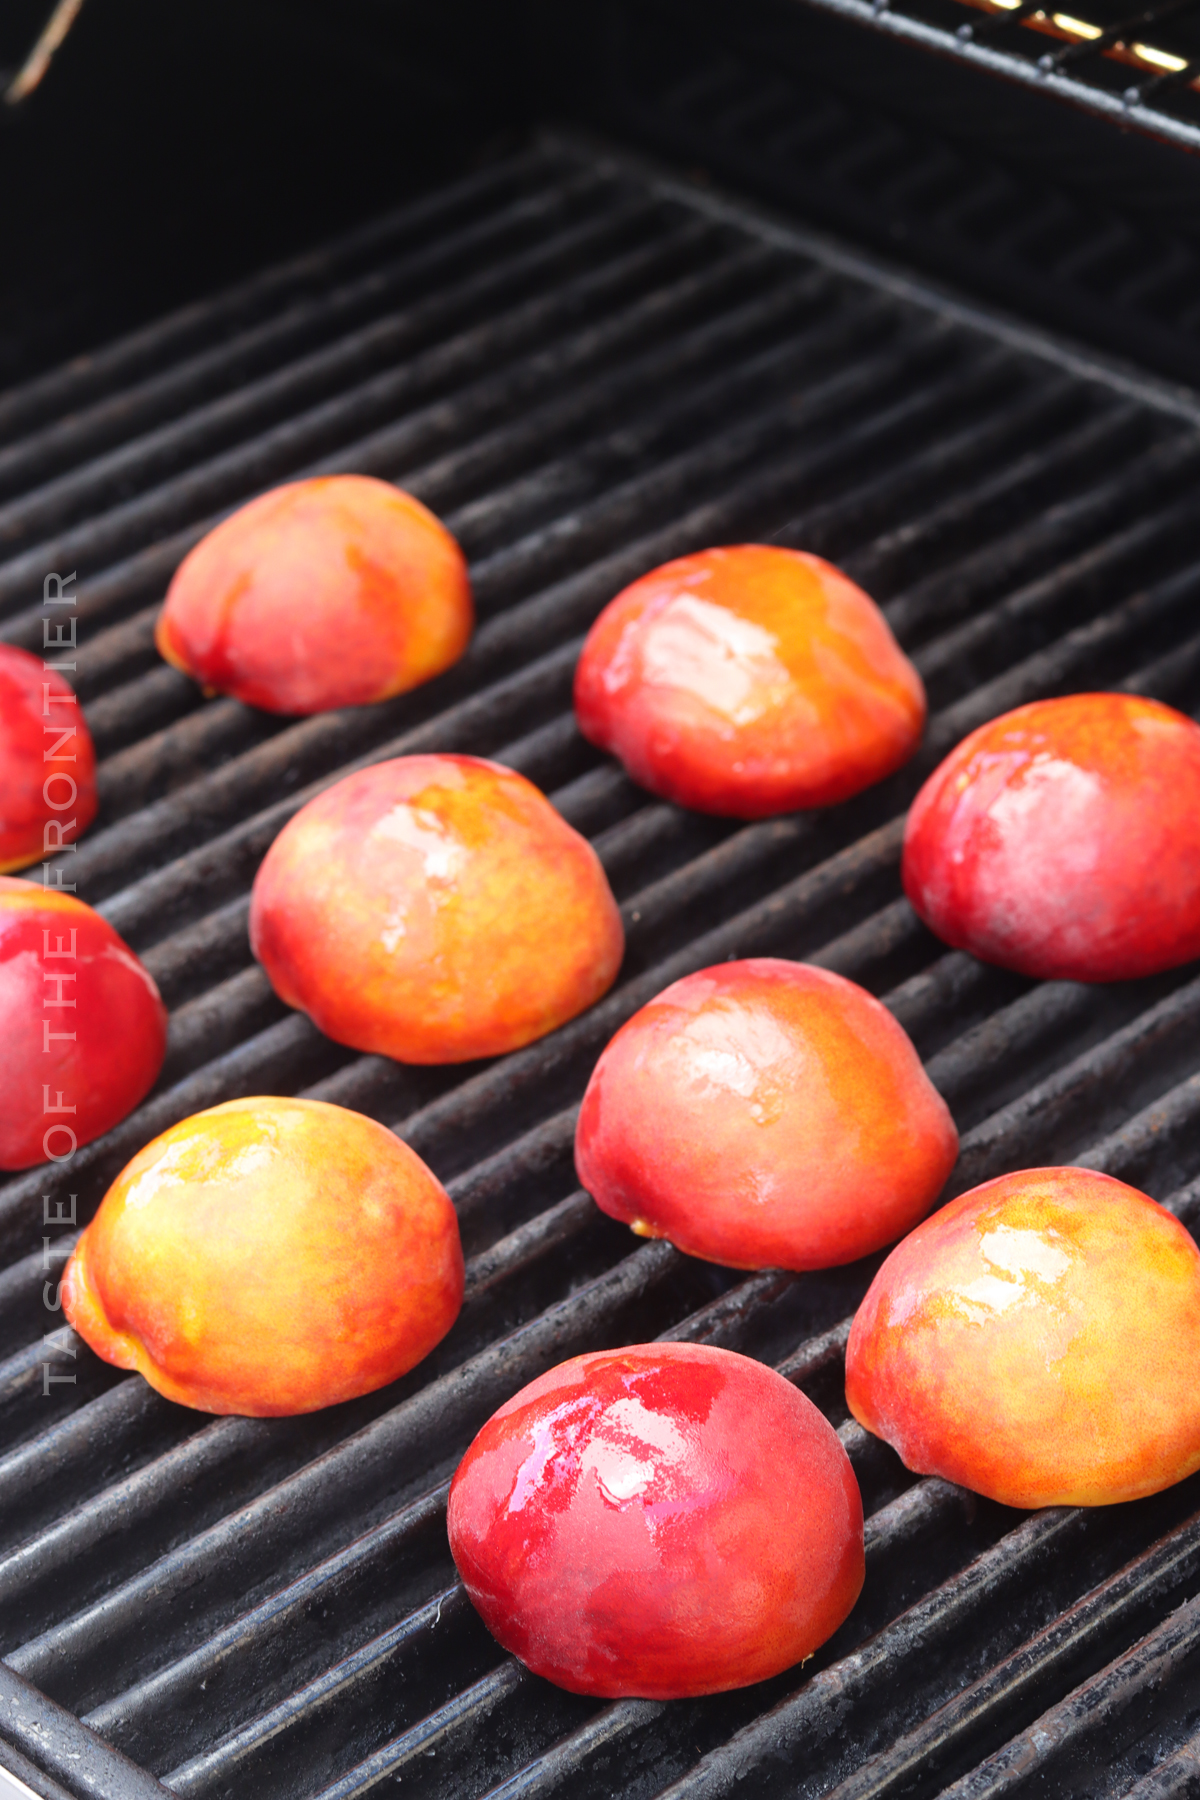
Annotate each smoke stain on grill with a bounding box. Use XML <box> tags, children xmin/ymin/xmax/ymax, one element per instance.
<box><xmin>2</xmin><ymin>132</ymin><xmax>1200</xmax><ymax>1800</ymax></box>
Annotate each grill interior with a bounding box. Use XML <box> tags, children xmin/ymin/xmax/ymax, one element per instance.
<box><xmin>4</xmin><ymin>130</ymin><xmax>1200</xmax><ymax>1800</ymax></box>
<box><xmin>580</xmin><ymin>0</ymin><xmax>1200</xmax><ymax>394</ymax></box>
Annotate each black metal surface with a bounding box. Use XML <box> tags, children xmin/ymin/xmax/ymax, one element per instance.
<box><xmin>4</xmin><ymin>131</ymin><xmax>1200</xmax><ymax>1800</ymax></box>
<box><xmin>574</xmin><ymin>0</ymin><xmax>1200</xmax><ymax>393</ymax></box>
<box><xmin>0</xmin><ymin>0</ymin><xmax>533</xmax><ymax>392</ymax></box>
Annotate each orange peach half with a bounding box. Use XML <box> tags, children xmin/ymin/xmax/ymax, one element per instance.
<box><xmin>574</xmin><ymin>545</ymin><xmax>925</xmax><ymax>818</ymax></box>
<box><xmin>846</xmin><ymin>1166</ymin><xmax>1200</xmax><ymax>1508</ymax></box>
<box><xmin>155</xmin><ymin>475</ymin><xmax>473</xmax><ymax>714</ymax></box>
<box><xmin>249</xmin><ymin>754</ymin><xmax>625</xmax><ymax>1064</ymax></box>
<box><xmin>62</xmin><ymin>1096</ymin><xmax>464</xmax><ymax>1416</ymax></box>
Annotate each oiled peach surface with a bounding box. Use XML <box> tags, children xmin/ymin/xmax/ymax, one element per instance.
<box><xmin>846</xmin><ymin>1167</ymin><xmax>1200</xmax><ymax>1508</ymax></box>
<box><xmin>576</xmin><ymin>960</ymin><xmax>958</xmax><ymax>1271</ymax></box>
<box><xmin>250</xmin><ymin>754</ymin><xmax>624</xmax><ymax>1063</ymax></box>
<box><xmin>156</xmin><ymin>475</ymin><xmax>473</xmax><ymax>714</ymax></box>
<box><xmin>903</xmin><ymin>693</ymin><xmax>1200</xmax><ymax>982</ymax></box>
<box><xmin>448</xmin><ymin>1343</ymin><xmax>865</xmax><ymax>1697</ymax></box>
<box><xmin>0</xmin><ymin>645</ymin><xmax>97</xmax><ymax>872</ymax></box>
<box><xmin>574</xmin><ymin>545</ymin><xmax>925</xmax><ymax>817</ymax></box>
<box><xmin>0</xmin><ymin>879</ymin><xmax>166</xmax><ymax>1170</ymax></box>
<box><xmin>63</xmin><ymin>1096</ymin><xmax>464</xmax><ymax>1416</ymax></box>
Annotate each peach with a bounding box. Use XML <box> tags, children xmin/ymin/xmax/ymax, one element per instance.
<box><xmin>0</xmin><ymin>644</ymin><xmax>97</xmax><ymax>872</ymax></box>
<box><xmin>62</xmin><ymin>1096</ymin><xmax>464</xmax><ymax>1416</ymax></box>
<box><xmin>155</xmin><ymin>475</ymin><xmax>473</xmax><ymax>714</ymax></box>
<box><xmin>0</xmin><ymin>879</ymin><xmax>166</xmax><ymax>1170</ymax></box>
<box><xmin>448</xmin><ymin>1342</ymin><xmax>864</xmax><ymax>1697</ymax></box>
<box><xmin>575</xmin><ymin>959</ymin><xmax>958</xmax><ymax>1271</ymax></box>
<box><xmin>250</xmin><ymin>754</ymin><xmax>624</xmax><ymax>1064</ymax></box>
<box><xmin>845</xmin><ymin>1167</ymin><xmax>1200</xmax><ymax>1508</ymax></box>
<box><xmin>573</xmin><ymin>545</ymin><xmax>925</xmax><ymax>818</ymax></box>
<box><xmin>902</xmin><ymin>693</ymin><xmax>1200</xmax><ymax>982</ymax></box>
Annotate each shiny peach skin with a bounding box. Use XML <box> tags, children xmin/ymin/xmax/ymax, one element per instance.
<box><xmin>0</xmin><ymin>645</ymin><xmax>97</xmax><ymax>872</ymax></box>
<box><xmin>155</xmin><ymin>476</ymin><xmax>473</xmax><ymax>715</ymax></box>
<box><xmin>62</xmin><ymin>1096</ymin><xmax>464</xmax><ymax>1416</ymax></box>
<box><xmin>576</xmin><ymin>960</ymin><xmax>958</xmax><ymax>1272</ymax></box>
<box><xmin>902</xmin><ymin>693</ymin><xmax>1200</xmax><ymax>983</ymax></box>
<box><xmin>573</xmin><ymin>545</ymin><xmax>926</xmax><ymax>819</ymax></box>
<box><xmin>448</xmin><ymin>1343</ymin><xmax>865</xmax><ymax>1697</ymax></box>
<box><xmin>0</xmin><ymin>879</ymin><xmax>166</xmax><ymax>1170</ymax></box>
<box><xmin>249</xmin><ymin>754</ymin><xmax>624</xmax><ymax>1064</ymax></box>
<box><xmin>846</xmin><ymin>1167</ymin><xmax>1200</xmax><ymax>1508</ymax></box>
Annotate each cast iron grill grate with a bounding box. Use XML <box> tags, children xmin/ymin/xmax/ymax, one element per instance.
<box><xmin>2</xmin><ymin>132</ymin><xmax>1200</xmax><ymax>1800</ymax></box>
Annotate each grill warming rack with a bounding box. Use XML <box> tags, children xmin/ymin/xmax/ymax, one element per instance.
<box><xmin>2</xmin><ymin>133</ymin><xmax>1200</xmax><ymax>1800</ymax></box>
<box><xmin>794</xmin><ymin>0</ymin><xmax>1200</xmax><ymax>146</ymax></box>
<box><xmin>594</xmin><ymin>0</ymin><xmax>1200</xmax><ymax>396</ymax></box>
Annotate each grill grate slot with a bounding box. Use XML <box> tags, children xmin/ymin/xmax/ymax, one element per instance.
<box><xmin>4</xmin><ymin>134</ymin><xmax>1200</xmax><ymax>1800</ymax></box>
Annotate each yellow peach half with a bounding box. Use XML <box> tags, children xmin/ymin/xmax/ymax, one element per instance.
<box><xmin>63</xmin><ymin>1095</ymin><xmax>464</xmax><ymax>1416</ymax></box>
<box><xmin>846</xmin><ymin>1166</ymin><xmax>1200</xmax><ymax>1507</ymax></box>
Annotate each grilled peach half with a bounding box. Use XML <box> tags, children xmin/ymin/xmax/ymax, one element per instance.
<box><xmin>903</xmin><ymin>693</ymin><xmax>1200</xmax><ymax>981</ymax></box>
<box><xmin>63</xmin><ymin>1096</ymin><xmax>464</xmax><ymax>1416</ymax></box>
<box><xmin>0</xmin><ymin>644</ymin><xmax>96</xmax><ymax>873</ymax></box>
<box><xmin>574</xmin><ymin>545</ymin><xmax>925</xmax><ymax>817</ymax></box>
<box><xmin>846</xmin><ymin>1166</ymin><xmax>1200</xmax><ymax>1507</ymax></box>
<box><xmin>449</xmin><ymin>1342</ymin><xmax>865</xmax><ymax>1697</ymax></box>
<box><xmin>156</xmin><ymin>475</ymin><xmax>473</xmax><ymax>714</ymax></box>
<box><xmin>0</xmin><ymin>879</ymin><xmax>166</xmax><ymax>1170</ymax></box>
<box><xmin>250</xmin><ymin>754</ymin><xmax>624</xmax><ymax>1063</ymax></box>
<box><xmin>576</xmin><ymin>959</ymin><xmax>958</xmax><ymax>1271</ymax></box>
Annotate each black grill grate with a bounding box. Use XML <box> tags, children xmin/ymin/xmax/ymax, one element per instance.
<box><xmin>4</xmin><ymin>133</ymin><xmax>1200</xmax><ymax>1800</ymax></box>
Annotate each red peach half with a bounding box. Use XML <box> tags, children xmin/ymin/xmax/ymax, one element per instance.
<box><xmin>576</xmin><ymin>959</ymin><xmax>958</xmax><ymax>1271</ymax></box>
<box><xmin>0</xmin><ymin>878</ymin><xmax>166</xmax><ymax>1170</ymax></box>
<box><xmin>0</xmin><ymin>644</ymin><xmax>97</xmax><ymax>873</ymax></box>
<box><xmin>902</xmin><ymin>693</ymin><xmax>1200</xmax><ymax>982</ymax></box>
<box><xmin>448</xmin><ymin>1342</ymin><xmax>865</xmax><ymax>1697</ymax></box>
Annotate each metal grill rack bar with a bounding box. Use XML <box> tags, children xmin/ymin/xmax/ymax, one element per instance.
<box><xmin>3</xmin><ymin>131</ymin><xmax>1200</xmax><ymax>1800</ymax></box>
<box><xmin>809</xmin><ymin>0</ymin><xmax>1200</xmax><ymax>144</ymax></box>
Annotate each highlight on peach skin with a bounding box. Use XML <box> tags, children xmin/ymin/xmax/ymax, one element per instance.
<box><xmin>902</xmin><ymin>692</ymin><xmax>1200</xmax><ymax>982</ymax></box>
<box><xmin>0</xmin><ymin>643</ymin><xmax>97</xmax><ymax>873</ymax></box>
<box><xmin>0</xmin><ymin>879</ymin><xmax>166</xmax><ymax>1171</ymax></box>
<box><xmin>573</xmin><ymin>544</ymin><xmax>925</xmax><ymax>818</ymax></box>
<box><xmin>576</xmin><ymin>959</ymin><xmax>958</xmax><ymax>1272</ymax></box>
<box><xmin>62</xmin><ymin>1096</ymin><xmax>464</xmax><ymax>1416</ymax></box>
<box><xmin>447</xmin><ymin>1342</ymin><xmax>865</xmax><ymax>1698</ymax></box>
<box><xmin>845</xmin><ymin>1166</ymin><xmax>1200</xmax><ymax>1508</ymax></box>
<box><xmin>250</xmin><ymin>753</ymin><xmax>624</xmax><ymax>1064</ymax></box>
<box><xmin>155</xmin><ymin>475</ymin><xmax>473</xmax><ymax>715</ymax></box>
